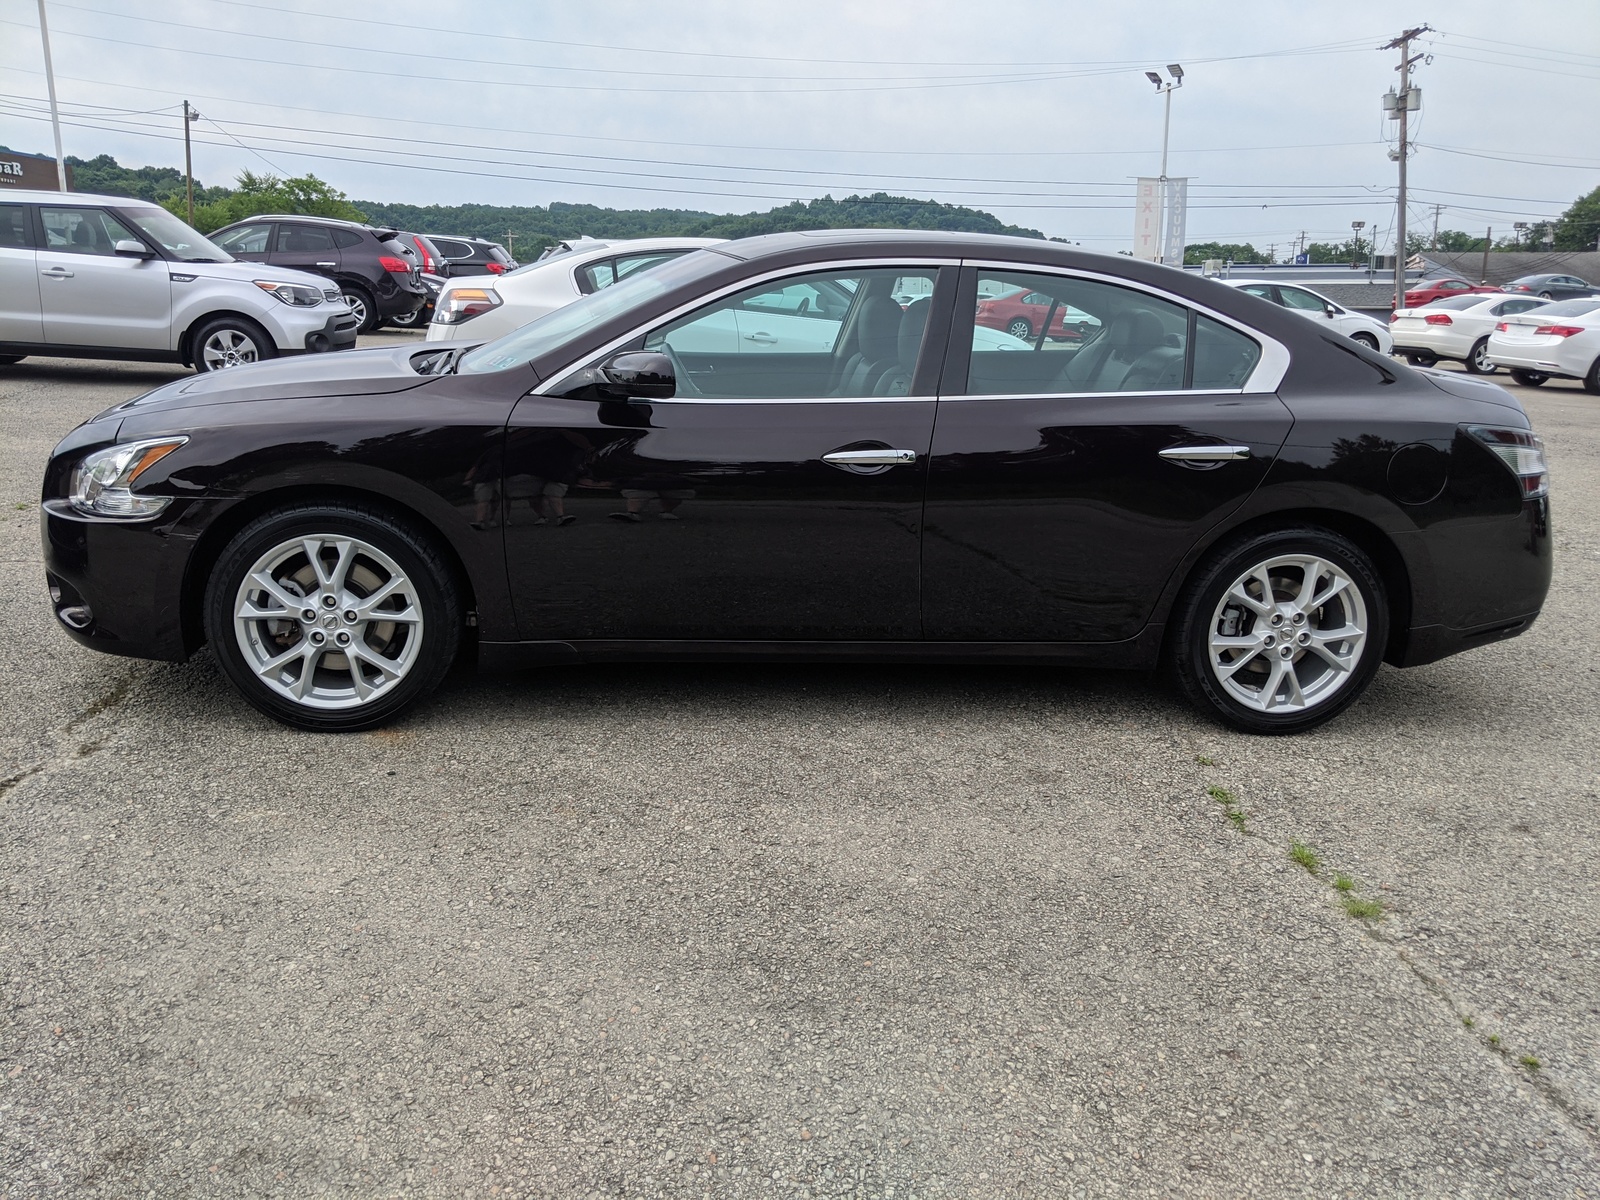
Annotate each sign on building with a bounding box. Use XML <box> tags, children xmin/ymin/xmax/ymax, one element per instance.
<box><xmin>0</xmin><ymin>150</ymin><xmax>72</xmax><ymax>191</ymax></box>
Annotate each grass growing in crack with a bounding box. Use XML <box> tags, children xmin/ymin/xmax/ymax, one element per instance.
<box><xmin>1521</xmin><ymin>1055</ymin><xmax>1541</xmax><ymax>1070</ymax></box>
<box><xmin>1289</xmin><ymin>841</ymin><xmax>1321</xmax><ymax>875</ymax></box>
<box><xmin>1341</xmin><ymin>895</ymin><xmax>1384</xmax><ymax>921</ymax></box>
<box><xmin>1488</xmin><ymin>1034</ymin><xmax>1501</xmax><ymax>1046</ymax></box>
<box><xmin>1194</xmin><ymin>754</ymin><xmax>1216</xmax><ymax>767</ymax></box>
<box><xmin>1462</xmin><ymin>1017</ymin><xmax>1475</xmax><ymax>1029</ymax></box>
<box><xmin>1206</xmin><ymin>785</ymin><xmax>1247</xmax><ymax>832</ymax></box>
<box><xmin>1333</xmin><ymin>873</ymin><xmax>1355</xmax><ymax>893</ymax></box>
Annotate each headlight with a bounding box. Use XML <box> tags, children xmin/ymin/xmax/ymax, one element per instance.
<box><xmin>69</xmin><ymin>437</ymin><xmax>188</xmax><ymax>517</ymax></box>
<box><xmin>253</xmin><ymin>280</ymin><xmax>324</xmax><ymax>306</ymax></box>
<box><xmin>432</xmin><ymin>287</ymin><xmax>502</xmax><ymax>325</ymax></box>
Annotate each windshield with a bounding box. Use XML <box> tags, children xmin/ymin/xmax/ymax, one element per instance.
<box><xmin>459</xmin><ymin>249</ymin><xmax>728</xmax><ymax>375</ymax></box>
<box><xmin>127</xmin><ymin>208</ymin><xmax>231</xmax><ymax>262</ymax></box>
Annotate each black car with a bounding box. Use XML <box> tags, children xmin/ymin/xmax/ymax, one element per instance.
<box><xmin>210</xmin><ymin>215</ymin><xmax>428</xmax><ymax>333</ymax></box>
<box><xmin>1504</xmin><ymin>273</ymin><xmax>1598</xmax><ymax>301</ymax></box>
<box><xmin>40</xmin><ymin>231</ymin><xmax>1552</xmax><ymax>734</ymax></box>
<box><xmin>426</xmin><ymin>234</ymin><xmax>516</xmax><ymax>277</ymax></box>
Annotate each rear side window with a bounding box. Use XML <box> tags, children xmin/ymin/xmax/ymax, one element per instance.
<box><xmin>275</xmin><ymin>224</ymin><xmax>336</xmax><ymax>252</ymax></box>
<box><xmin>0</xmin><ymin>203</ymin><xmax>31</xmax><ymax>248</ymax></box>
<box><xmin>332</xmin><ymin>228</ymin><xmax>363</xmax><ymax>249</ymax></box>
<box><xmin>1191</xmin><ymin>316</ymin><xmax>1262</xmax><ymax>388</ymax></box>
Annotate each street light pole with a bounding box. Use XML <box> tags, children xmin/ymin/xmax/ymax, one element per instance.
<box><xmin>35</xmin><ymin>0</ymin><xmax>67</xmax><ymax>191</ymax></box>
<box><xmin>1145</xmin><ymin>65</ymin><xmax>1183</xmax><ymax>265</ymax></box>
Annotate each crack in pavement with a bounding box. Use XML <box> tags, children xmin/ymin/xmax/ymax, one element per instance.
<box><xmin>0</xmin><ymin>665</ymin><xmax>138</xmax><ymax>803</ymax></box>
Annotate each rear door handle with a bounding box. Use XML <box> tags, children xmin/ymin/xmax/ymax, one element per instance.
<box><xmin>40</xmin><ymin>266</ymin><xmax>74</xmax><ymax>279</ymax></box>
<box><xmin>316</xmin><ymin>261</ymin><xmax>336</xmax><ymax>268</ymax></box>
<box><xmin>1159</xmin><ymin>445</ymin><xmax>1251</xmax><ymax>463</ymax></box>
<box><xmin>823</xmin><ymin>449</ymin><xmax>917</xmax><ymax>467</ymax></box>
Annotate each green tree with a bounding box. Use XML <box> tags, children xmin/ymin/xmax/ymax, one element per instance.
<box><xmin>1183</xmin><ymin>241</ymin><xmax>1271</xmax><ymax>265</ymax></box>
<box><xmin>1305</xmin><ymin>238</ymin><xmax>1369</xmax><ymax>263</ymax></box>
<box><xmin>1553</xmin><ymin>185</ymin><xmax>1600</xmax><ymax>251</ymax></box>
<box><xmin>165</xmin><ymin>171</ymin><xmax>366</xmax><ymax>232</ymax></box>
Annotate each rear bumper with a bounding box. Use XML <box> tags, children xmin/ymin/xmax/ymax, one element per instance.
<box><xmin>1485</xmin><ymin>341</ymin><xmax>1584</xmax><ymax>377</ymax></box>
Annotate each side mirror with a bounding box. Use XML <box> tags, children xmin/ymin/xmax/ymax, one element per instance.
<box><xmin>1323</xmin><ymin>304</ymin><xmax>1338</xmax><ymax>318</ymax></box>
<box><xmin>597</xmin><ymin>351</ymin><xmax>675</xmax><ymax>401</ymax></box>
<box><xmin>113</xmin><ymin>239</ymin><xmax>154</xmax><ymax>258</ymax></box>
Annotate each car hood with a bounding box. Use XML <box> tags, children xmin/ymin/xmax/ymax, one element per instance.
<box><xmin>111</xmin><ymin>345</ymin><xmax>432</xmax><ymax>415</ymax></box>
<box><xmin>171</xmin><ymin>260</ymin><xmax>333</xmax><ymax>290</ymax></box>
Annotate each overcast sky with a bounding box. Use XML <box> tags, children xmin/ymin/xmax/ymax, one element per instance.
<box><xmin>2</xmin><ymin>0</ymin><xmax>1596</xmax><ymax>254</ymax></box>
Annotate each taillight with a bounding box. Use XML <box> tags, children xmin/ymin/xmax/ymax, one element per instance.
<box><xmin>378</xmin><ymin>255</ymin><xmax>412</xmax><ymax>274</ymax></box>
<box><xmin>1495</xmin><ymin>322</ymin><xmax>1509</xmax><ymax>332</ymax></box>
<box><xmin>432</xmin><ymin>286</ymin><xmax>502</xmax><ymax>325</ymax></box>
<box><xmin>485</xmin><ymin>262</ymin><xmax>506</xmax><ymax>274</ymax></box>
<box><xmin>411</xmin><ymin>237</ymin><xmax>434</xmax><ymax>274</ymax></box>
<box><xmin>1468</xmin><ymin>426</ymin><xmax>1549</xmax><ymax>499</ymax></box>
<box><xmin>1533</xmin><ymin>324</ymin><xmax>1583</xmax><ymax>337</ymax></box>
<box><xmin>1424</xmin><ymin>312</ymin><xmax>1453</xmax><ymax>325</ymax></box>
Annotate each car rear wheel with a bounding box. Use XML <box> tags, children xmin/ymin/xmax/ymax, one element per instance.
<box><xmin>203</xmin><ymin>503</ymin><xmax>461</xmax><ymax>731</ymax></box>
<box><xmin>1539</xmin><ymin>291</ymin><xmax>1555</xmax><ymax>300</ymax></box>
<box><xmin>1169</xmin><ymin>528</ymin><xmax>1388</xmax><ymax>735</ymax></box>
<box><xmin>1006</xmin><ymin>318</ymin><xmax>1033</xmax><ymax>340</ymax></box>
<box><xmin>1350</xmin><ymin>332</ymin><xmax>1379</xmax><ymax>351</ymax></box>
<box><xmin>1585</xmin><ymin>356</ymin><xmax>1600</xmax><ymax>396</ymax></box>
<box><xmin>341</xmin><ymin>285</ymin><xmax>378</xmax><ymax>334</ymax></box>
<box><xmin>1466</xmin><ymin>337</ymin><xmax>1497</xmax><ymax>374</ymax></box>
<box><xmin>1404</xmin><ymin>351</ymin><xmax>1437</xmax><ymax>367</ymax></box>
<box><xmin>192</xmin><ymin>316</ymin><xmax>274</xmax><ymax>374</ymax></box>
<box><xmin>1509</xmin><ymin>369</ymin><xmax>1549</xmax><ymax>387</ymax></box>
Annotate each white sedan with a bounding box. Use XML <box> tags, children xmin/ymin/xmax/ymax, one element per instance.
<box><xmin>426</xmin><ymin>236</ymin><xmax>724</xmax><ymax>343</ymax></box>
<box><xmin>1389</xmin><ymin>293</ymin><xmax>1551</xmax><ymax>373</ymax></box>
<box><xmin>1218</xmin><ymin>279</ymin><xmax>1394</xmax><ymax>353</ymax></box>
<box><xmin>1485</xmin><ymin>297</ymin><xmax>1600</xmax><ymax>391</ymax></box>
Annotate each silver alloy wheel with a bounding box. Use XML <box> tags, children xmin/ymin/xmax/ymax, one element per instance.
<box><xmin>201</xmin><ymin>327</ymin><xmax>260</xmax><ymax>371</ymax></box>
<box><xmin>1007</xmin><ymin>319</ymin><xmax>1032</xmax><ymax>340</ymax></box>
<box><xmin>232</xmin><ymin>534</ymin><xmax>424</xmax><ymax>710</ymax></box>
<box><xmin>1351</xmin><ymin>332</ymin><xmax>1378</xmax><ymax>350</ymax></box>
<box><xmin>1471</xmin><ymin>340</ymin><xmax>1496</xmax><ymax>373</ymax></box>
<box><xmin>1207</xmin><ymin>554</ymin><xmax>1369</xmax><ymax>713</ymax></box>
<box><xmin>342</xmin><ymin>290</ymin><xmax>369</xmax><ymax>328</ymax></box>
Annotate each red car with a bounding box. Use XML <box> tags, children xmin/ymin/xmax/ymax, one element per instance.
<box><xmin>1402</xmin><ymin>278</ymin><xmax>1500</xmax><ymax>308</ymax></box>
<box><xmin>975</xmin><ymin>287</ymin><xmax>1100</xmax><ymax>342</ymax></box>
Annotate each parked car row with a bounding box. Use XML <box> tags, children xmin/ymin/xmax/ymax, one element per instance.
<box><xmin>1389</xmin><ymin>290</ymin><xmax>1600</xmax><ymax>391</ymax></box>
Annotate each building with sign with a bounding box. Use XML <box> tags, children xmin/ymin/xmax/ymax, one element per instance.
<box><xmin>0</xmin><ymin>150</ymin><xmax>72</xmax><ymax>191</ymax></box>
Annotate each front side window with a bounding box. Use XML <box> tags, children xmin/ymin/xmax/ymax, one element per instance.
<box><xmin>213</xmin><ymin>223</ymin><xmax>272</xmax><ymax>254</ymax></box>
<box><xmin>40</xmin><ymin>207</ymin><xmax>141</xmax><ymax>256</ymax></box>
<box><xmin>1277</xmin><ymin>287</ymin><xmax>1328</xmax><ymax>312</ymax></box>
<box><xmin>126</xmin><ymin>208</ymin><xmax>228</xmax><ymax>262</ymax></box>
<box><xmin>643</xmin><ymin>267</ymin><xmax>934</xmax><ymax>399</ymax></box>
<box><xmin>966</xmin><ymin>269</ymin><xmax>1260</xmax><ymax>395</ymax></box>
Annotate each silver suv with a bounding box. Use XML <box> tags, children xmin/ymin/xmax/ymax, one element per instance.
<box><xmin>0</xmin><ymin>189</ymin><xmax>358</xmax><ymax>372</ymax></box>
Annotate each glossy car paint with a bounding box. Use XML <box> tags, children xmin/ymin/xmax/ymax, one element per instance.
<box><xmin>42</xmin><ymin>231</ymin><xmax>1550</xmax><ymax>684</ymax></box>
<box><xmin>1402</xmin><ymin>278</ymin><xmax>1501</xmax><ymax>307</ymax></box>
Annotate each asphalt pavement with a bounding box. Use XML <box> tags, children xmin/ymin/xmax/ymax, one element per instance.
<box><xmin>2</xmin><ymin>331</ymin><xmax>1597</xmax><ymax>1197</ymax></box>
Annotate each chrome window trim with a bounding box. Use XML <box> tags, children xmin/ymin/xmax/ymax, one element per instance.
<box><xmin>532</xmin><ymin>257</ymin><xmax>962</xmax><ymax>395</ymax></box>
<box><xmin>960</xmin><ymin>257</ymin><xmax>1291</xmax><ymax>394</ymax></box>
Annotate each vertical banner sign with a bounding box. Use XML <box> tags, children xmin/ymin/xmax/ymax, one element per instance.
<box><xmin>1133</xmin><ymin>177</ymin><xmax>1161</xmax><ymax>261</ymax></box>
<box><xmin>1162</xmin><ymin>177</ymin><xmax>1189</xmax><ymax>267</ymax></box>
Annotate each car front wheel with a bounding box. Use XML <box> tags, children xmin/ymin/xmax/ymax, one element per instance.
<box><xmin>203</xmin><ymin>503</ymin><xmax>461</xmax><ymax>731</ymax></box>
<box><xmin>1350</xmin><ymin>332</ymin><xmax>1379</xmax><ymax>351</ymax></box>
<box><xmin>1006</xmin><ymin>318</ymin><xmax>1033</xmax><ymax>340</ymax></box>
<box><xmin>1466</xmin><ymin>337</ymin><xmax>1497</xmax><ymax>374</ymax></box>
<box><xmin>1169</xmin><ymin>529</ymin><xmax>1388</xmax><ymax>734</ymax></box>
<box><xmin>192</xmin><ymin>316</ymin><xmax>274</xmax><ymax>373</ymax></box>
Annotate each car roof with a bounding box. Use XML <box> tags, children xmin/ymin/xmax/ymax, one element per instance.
<box><xmin>0</xmin><ymin>188</ymin><xmax>163</xmax><ymax>209</ymax></box>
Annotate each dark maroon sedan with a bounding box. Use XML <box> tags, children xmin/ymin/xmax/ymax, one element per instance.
<box><xmin>42</xmin><ymin>231</ymin><xmax>1551</xmax><ymax>735</ymax></box>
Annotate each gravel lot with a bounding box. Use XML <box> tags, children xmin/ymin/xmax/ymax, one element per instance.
<box><xmin>2</xmin><ymin>331</ymin><xmax>1597</xmax><ymax>1197</ymax></box>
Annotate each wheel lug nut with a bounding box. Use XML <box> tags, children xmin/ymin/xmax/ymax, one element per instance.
<box><xmin>1279</xmin><ymin>645</ymin><xmax>1294</xmax><ymax>658</ymax></box>
<box><xmin>309</xmin><ymin>630</ymin><xmax>326</xmax><ymax>645</ymax></box>
<box><xmin>301</xmin><ymin>608</ymin><xmax>316</xmax><ymax>622</ymax></box>
<box><xmin>1263</xmin><ymin>634</ymin><xmax>1275</xmax><ymax>647</ymax></box>
<box><xmin>343</xmin><ymin>610</ymin><xmax>358</xmax><ymax>623</ymax></box>
<box><xmin>1270</xmin><ymin>614</ymin><xmax>1284</xmax><ymax>626</ymax></box>
<box><xmin>1292</xmin><ymin>612</ymin><xmax>1306</xmax><ymax>624</ymax></box>
<box><xmin>321</xmin><ymin>594</ymin><xmax>337</xmax><ymax>608</ymax></box>
<box><xmin>1298</xmin><ymin>632</ymin><xmax>1311</xmax><ymax>645</ymax></box>
<box><xmin>335</xmin><ymin>631</ymin><xmax>351</xmax><ymax>646</ymax></box>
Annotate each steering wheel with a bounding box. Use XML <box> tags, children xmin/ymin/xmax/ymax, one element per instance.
<box><xmin>656</xmin><ymin>340</ymin><xmax>702</xmax><ymax>398</ymax></box>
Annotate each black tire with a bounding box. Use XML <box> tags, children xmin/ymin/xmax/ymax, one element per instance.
<box><xmin>1168</xmin><ymin>527</ymin><xmax>1389</xmax><ymax>735</ymax></box>
<box><xmin>203</xmin><ymin>502</ymin><xmax>461</xmax><ymax>732</ymax></box>
<box><xmin>0</xmin><ymin>354</ymin><xmax>24</xmax><ymax>365</ymax></box>
<box><xmin>1465</xmin><ymin>337</ymin><xmax>1497</xmax><ymax>374</ymax></box>
<box><xmin>341</xmin><ymin>285</ymin><xmax>379</xmax><ymax>334</ymax></box>
<box><xmin>1538</xmin><ymin>291</ymin><xmax>1555</xmax><ymax>300</ymax></box>
<box><xmin>1404</xmin><ymin>351</ymin><xmax>1437</xmax><ymax>368</ymax></box>
<box><xmin>1006</xmin><ymin>318</ymin><xmax>1033</xmax><ymax>340</ymax></box>
<box><xmin>1350</xmin><ymin>332</ymin><xmax>1379</xmax><ymax>351</ymax></box>
<box><xmin>190</xmin><ymin>315</ymin><xmax>275</xmax><ymax>374</ymax></box>
<box><xmin>387</xmin><ymin>305</ymin><xmax>427</xmax><ymax>329</ymax></box>
<box><xmin>1509</xmin><ymin>369</ymin><xmax>1549</xmax><ymax>387</ymax></box>
<box><xmin>1585</xmin><ymin>356</ymin><xmax>1600</xmax><ymax>396</ymax></box>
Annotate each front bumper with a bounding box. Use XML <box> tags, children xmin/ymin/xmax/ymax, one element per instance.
<box><xmin>41</xmin><ymin>499</ymin><xmax>213</xmax><ymax>662</ymax></box>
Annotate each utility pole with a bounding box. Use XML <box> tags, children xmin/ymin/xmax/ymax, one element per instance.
<box><xmin>1382</xmin><ymin>25</ymin><xmax>1430</xmax><ymax>309</ymax></box>
<box><xmin>183</xmin><ymin>102</ymin><xmax>198</xmax><ymax>226</ymax></box>
<box><xmin>1479</xmin><ymin>227</ymin><xmax>1492</xmax><ymax>285</ymax></box>
<box><xmin>1430</xmin><ymin>203</ymin><xmax>1444</xmax><ymax>251</ymax></box>
<box><xmin>35</xmin><ymin>0</ymin><xmax>67</xmax><ymax>191</ymax></box>
<box><xmin>505</xmin><ymin>230</ymin><xmax>516</xmax><ymax>259</ymax></box>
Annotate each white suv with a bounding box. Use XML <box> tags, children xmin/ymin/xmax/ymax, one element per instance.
<box><xmin>0</xmin><ymin>189</ymin><xmax>358</xmax><ymax>372</ymax></box>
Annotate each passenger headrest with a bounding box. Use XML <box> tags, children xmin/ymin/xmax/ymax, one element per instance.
<box><xmin>1106</xmin><ymin>309</ymin><xmax>1165</xmax><ymax>351</ymax></box>
<box><xmin>856</xmin><ymin>296</ymin><xmax>902</xmax><ymax>360</ymax></box>
<box><xmin>898</xmin><ymin>297</ymin><xmax>932</xmax><ymax>371</ymax></box>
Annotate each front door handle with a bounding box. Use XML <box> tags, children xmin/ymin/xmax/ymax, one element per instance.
<box><xmin>823</xmin><ymin>449</ymin><xmax>917</xmax><ymax>468</ymax></box>
<box><xmin>1159</xmin><ymin>445</ymin><xmax>1251</xmax><ymax>463</ymax></box>
<box><xmin>743</xmin><ymin>332</ymin><xmax>777</xmax><ymax>344</ymax></box>
<box><xmin>40</xmin><ymin>266</ymin><xmax>74</xmax><ymax>279</ymax></box>
<box><xmin>316</xmin><ymin>260</ymin><xmax>337</xmax><ymax>268</ymax></box>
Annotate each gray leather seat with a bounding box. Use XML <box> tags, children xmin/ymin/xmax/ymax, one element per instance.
<box><xmin>872</xmin><ymin>297</ymin><xmax>932</xmax><ymax>397</ymax></box>
<box><xmin>1057</xmin><ymin>309</ymin><xmax>1170</xmax><ymax>392</ymax></box>
<box><xmin>833</xmin><ymin>296</ymin><xmax>903</xmax><ymax>397</ymax></box>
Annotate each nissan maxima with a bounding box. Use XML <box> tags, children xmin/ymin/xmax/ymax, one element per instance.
<box><xmin>41</xmin><ymin>231</ymin><xmax>1552</xmax><ymax>734</ymax></box>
